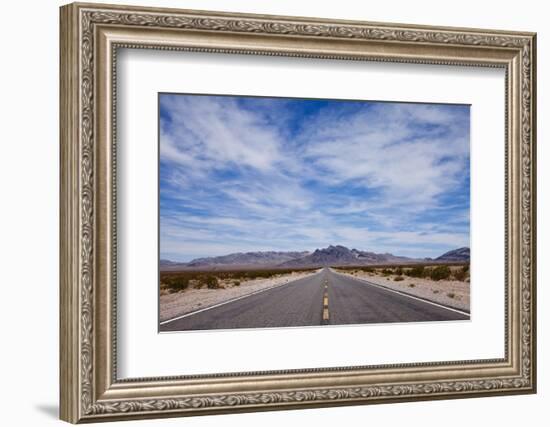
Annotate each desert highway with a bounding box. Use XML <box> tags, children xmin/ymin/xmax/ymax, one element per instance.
<box><xmin>160</xmin><ymin>268</ymin><xmax>469</xmax><ymax>332</ymax></box>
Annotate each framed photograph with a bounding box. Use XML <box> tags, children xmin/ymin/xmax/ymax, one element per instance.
<box><xmin>157</xmin><ymin>93</ymin><xmax>472</xmax><ymax>332</ymax></box>
<box><xmin>60</xmin><ymin>2</ymin><xmax>537</xmax><ymax>423</ymax></box>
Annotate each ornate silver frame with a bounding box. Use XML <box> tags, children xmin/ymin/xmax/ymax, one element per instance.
<box><xmin>60</xmin><ymin>2</ymin><xmax>537</xmax><ymax>423</ymax></box>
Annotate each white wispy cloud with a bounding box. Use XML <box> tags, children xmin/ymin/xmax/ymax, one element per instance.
<box><xmin>159</xmin><ymin>95</ymin><xmax>470</xmax><ymax>261</ymax></box>
<box><xmin>301</xmin><ymin>103</ymin><xmax>469</xmax><ymax>207</ymax></box>
<box><xmin>160</xmin><ymin>95</ymin><xmax>284</xmax><ymax>173</ymax></box>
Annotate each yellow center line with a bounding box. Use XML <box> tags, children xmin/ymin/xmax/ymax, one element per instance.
<box><xmin>322</xmin><ymin>279</ymin><xmax>329</xmax><ymax>324</ymax></box>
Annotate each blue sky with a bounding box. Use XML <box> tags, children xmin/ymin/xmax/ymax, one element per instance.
<box><xmin>159</xmin><ymin>94</ymin><xmax>470</xmax><ymax>262</ymax></box>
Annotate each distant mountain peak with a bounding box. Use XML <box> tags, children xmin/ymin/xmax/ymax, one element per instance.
<box><xmin>435</xmin><ymin>247</ymin><xmax>470</xmax><ymax>262</ymax></box>
<box><xmin>277</xmin><ymin>245</ymin><xmax>414</xmax><ymax>268</ymax></box>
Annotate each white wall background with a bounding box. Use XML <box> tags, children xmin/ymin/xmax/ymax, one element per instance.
<box><xmin>0</xmin><ymin>0</ymin><xmax>545</xmax><ymax>425</ymax></box>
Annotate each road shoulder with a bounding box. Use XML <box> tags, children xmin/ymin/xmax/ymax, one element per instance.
<box><xmin>332</xmin><ymin>269</ymin><xmax>470</xmax><ymax>313</ymax></box>
<box><xmin>160</xmin><ymin>269</ymin><xmax>320</xmax><ymax>322</ymax></box>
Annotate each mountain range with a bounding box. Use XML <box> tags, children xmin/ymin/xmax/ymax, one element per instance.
<box><xmin>160</xmin><ymin>245</ymin><xmax>470</xmax><ymax>271</ymax></box>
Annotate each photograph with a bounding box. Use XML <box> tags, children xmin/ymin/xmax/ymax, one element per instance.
<box><xmin>158</xmin><ymin>93</ymin><xmax>471</xmax><ymax>332</ymax></box>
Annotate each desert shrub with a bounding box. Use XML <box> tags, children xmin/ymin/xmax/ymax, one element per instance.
<box><xmin>245</xmin><ymin>270</ymin><xmax>276</xmax><ymax>279</ymax></box>
<box><xmin>395</xmin><ymin>267</ymin><xmax>403</xmax><ymax>276</ymax></box>
<box><xmin>430</xmin><ymin>265</ymin><xmax>451</xmax><ymax>281</ymax></box>
<box><xmin>394</xmin><ymin>276</ymin><xmax>404</xmax><ymax>281</ymax></box>
<box><xmin>409</xmin><ymin>283</ymin><xmax>416</xmax><ymax>288</ymax></box>
<box><xmin>382</xmin><ymin>268</ymin><xmax>393</xmax><ymax>276</ymax></box>
<box><xmin>447</xmin><ymin>292</ymin><xmax>456</xmax><ymax>299</ymax></box>
<box><xmin>205</xmin><ymin>275</ymin><xmax>220</xmax><ymax>289</ymax></box>
<box><xmin>452</xmin><ymin>265</ymin><xmax>469</xmax><ymax>281</ymax></box>
<box><xmin>159</xmin><ymin>267</ymin><xmax>316</xmax><ymax>290</ymax></box>
<box><xmin>163</xmin><ymin>276</ymin><xmax>189</xmax><ymax>292</ymax></box>
<box><xmin>363</xmin><ymin>267</ymin><xmax>374</xmax><ymax>273</ymax></box>
<box><xmin>453</xmin><ymin>269</ymin><xmax>467</xmax><ymax>281</ymax></box>
<box><xmin>432</xmin><ymin>289</ymin><xmax>440</xmax><ymax>294</ymax></box>
<box><xmin>233</xmin><ymin>281</ymin><xmax>240</xmax><ymax>286</ymax></box>
<box><xmin>407</xmin><ymin>266</ymin><xmax>425</xmax><ymax>278</ymax></box>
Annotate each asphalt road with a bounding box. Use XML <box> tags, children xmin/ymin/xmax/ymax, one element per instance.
<box><xmin>160</xmin><ymin>268</ymin><xmax>469</xmax><ymax>332</ymax></box>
